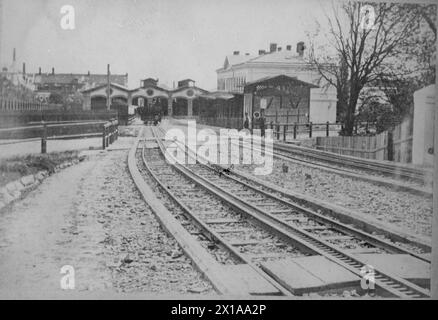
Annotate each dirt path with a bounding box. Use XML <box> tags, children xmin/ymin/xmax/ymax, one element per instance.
<box><xmin>0</xmin><ymin>147</ymin><xmax>213</xmax><ymax>298</ymax></box>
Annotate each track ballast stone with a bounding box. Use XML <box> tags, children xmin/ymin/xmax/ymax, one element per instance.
<box><xmin>81</xmin><ymin>149</ymin><xmax>214</xmax><ymax>294</ymax></box>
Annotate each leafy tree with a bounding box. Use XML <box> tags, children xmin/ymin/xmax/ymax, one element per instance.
<box><xmin>308</xmin><ymin>1</ymin><xmax>431</xmax><ymax>135</ymax></box>
<box><xmin>48</xmin><ymin>92</ymin><xmax>64</xmax><ymax>105</ymax></box>
<box><xmin>65</xmin><ymin>92</ymin><xmax>84</xmax><ymax>110</ymax></box>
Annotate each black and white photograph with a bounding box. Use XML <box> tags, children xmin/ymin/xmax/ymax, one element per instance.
<box><xmin>0</xmin><ymin>0</ymin><xmax>437</xmax><ymax>304</ymax></box>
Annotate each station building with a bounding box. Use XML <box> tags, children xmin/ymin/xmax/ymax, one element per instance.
<box><xmin>81</xmin><ymin>77</ymin><xmax>212</xmax><ymax>117</ymax></box>
<box><xmin>216</xmin><ymin>42</ymin><xmax>337</xmax><ymax>124</ymax></box>
<box><xmin>81</xmin><ymin>42</ymin><xmax>338</xmax><ymax>127</ymax></box>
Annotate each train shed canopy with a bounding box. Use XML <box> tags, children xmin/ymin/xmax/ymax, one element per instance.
<box><xmin>199</xmin><ymin>91</ymin><xmax>236</xmax><ymax>100</ymax></box>
<box><xmin>244</xmin><ymin>75</ymin><xmax>318</xmax><ymax>95</ymax></box>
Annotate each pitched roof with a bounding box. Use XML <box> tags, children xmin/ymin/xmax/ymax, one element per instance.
<box><xmin>199</xmin><ymin>91</ymin><xmax>236</xmax><ymax>100</ymax></box>
<box><xmin>81</xmin><ymin>82</ymin><xmax>130</xmax><ymax>93</ymax></box>
<box><xmin>223</xmin><ymin>54</ymin><xmax>256</xmax><ymax>69</ymax></box>
<box><xmin>35</xmin><ymin>73</ymin><xmax>128</xmax><ymax>86</ymax></box>
<box><xmin>244</xmin><ymin>75</ymin><xmax>318</xmax><ymax>93</ymax></box>
<box><xmin>171</xmin><ymin>85</ymin><xmax>209</xmax><ymax>94</ymax></box>
<box><xmin>248</xmin><ymin>50</ymin><xmax>307</xmax><ymax>64</ymax></box>
<box><xmin>219</xmin><ymin>50</ymin><xmax>309</xmax><ymax>71</ymax></box>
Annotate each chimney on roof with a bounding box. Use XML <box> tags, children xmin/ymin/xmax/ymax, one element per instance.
<box><xmin>52</xmin><ymin>67</ymin><xmax>55</xmax><ymax>75</ymax></box>
<box><xmin>13</xmin><ymin>48</ymin><xmax>16</xmax><ymax>62</ymax></box>
<box><xmin>269</xmin><ymin>43</ymin><xmax>277</xmax><ymax>53</ymax></box>
<box><xmin>286</xmin><ymin>45</ymin><xmax>292</xmax><ymax>51</ymax></box>
<box><xmin>258</xmin><ymin>49</ymin><xmax>266</xmax><ymax>55</ymax></box>
<box><xmin>38</xmin><ymin>67</ymin><xmax>41</xmax><ymax>75</ymax></box>
<box><xmin>233</xmin><ymin>51</ymin><xmax>240</xmax><ymax>55</ymax></box>
<box><xmin>296</xmin><ymin>42</ymin><xmax>305</xmax><ymax>57</ymax></box>
<box><xmin>277</xmin><ymin>47</ymin><xmax>282</xmax><ymax>52</ymax></box>
<box><xmin>22</xmin><ymin>62</ymin><xmax>26</xmax><ymax>75</ymax></box>
<box><xmin>87</xmin><ymin>71</ymin><xmax>90</xmax><ymax>76</ymax></box>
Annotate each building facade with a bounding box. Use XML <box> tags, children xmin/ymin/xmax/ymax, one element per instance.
<box><xmin>216</xmin><ymin>42</ymin><xmax>337</xmax><ymax>123</ymax></box>
<box><xmin>81</xmin><ymin>77</ymin><xmax>210</xmax><ymax>117</ymax></box>
<box><xmin>33</xmin><ymin>68</ymin><xmax>128</xmax><ymax>101</ymax></box>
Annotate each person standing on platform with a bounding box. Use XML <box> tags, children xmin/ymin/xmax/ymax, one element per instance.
<box><xmin>260</xmin><ymin>114</ymin><xmax>266</xmax><ymax>138</ymax></box>
<box><xmin>243</xmin><ymin>112</ymin><xmax>250</xmax><ymax>130</ymax></box>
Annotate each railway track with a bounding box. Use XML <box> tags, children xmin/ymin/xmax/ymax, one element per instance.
<box><xmin>138</xmin><ymin>132</ymin><xmax>297</xmax><ymax>296</ymax></box>
<box><xmin>164</xmin><ymin>121</ymin><xmax>431</xmax><ymax>195</ymax></box>
<box><xmin>144</xmin><ymin>126</ymin><xmax>430</xmax><ymax>298</ymax></box>
<box><xmin>274</xmin><ymin>142</ymin><xmax>431</xmax><ymax>188</ymax></box>
<box><xmin>235</xmin><ymin>140</ymin><xmax>431</xmax><ymax>196</ymax></box>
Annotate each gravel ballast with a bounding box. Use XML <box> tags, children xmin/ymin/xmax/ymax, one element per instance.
<box><xmin>0</xmin><ymin>145</ymin><xmax>213</xmax><ymax>297</ymax></box>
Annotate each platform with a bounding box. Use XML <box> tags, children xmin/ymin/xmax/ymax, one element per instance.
<box><xmin>220</xmin><ymin>264</ymin><xmax>281</xmax><ymax>296</ymax></box>
<box><xmin>353</xmin><ymin>254</ymin><xmax>430</xmax><ymax>288</ymax></box>
<box><xmin>260</xmin><ymin>256</ymin><xmax>360</xmax><ymax>295</ymax></box>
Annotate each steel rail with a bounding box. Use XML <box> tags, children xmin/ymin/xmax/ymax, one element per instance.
<box><xmin>154</xmin><ymin>126</ymin><xmax>430</xmax><ymax>298</ymax></box>
<box><xmin>238</xmin><ymin>140</ymin><xmax>431</xmax><ymax>196</ymax></box>
<box><xmin>157</xmin><ymin>125</ymin><xmax>431</xmax><ymax>255</ymax></box>
<box><xmin>186</xmin><ymin>152</ymin><xmax>431</xmax><ymax>262</ymax></box>
<box><xmin>159</xmin><ymin>123</ymin><xmax>430</xmax><ymax>194</ymax></box>
<box><xmin>140</xmin><ymin>131</ymin><xmax>293</xmax><ymax>296</ymax></box>
<box><xmin>274</xmin><ymin>143</ymin><xmax>429</xmax><ymax>183</ymax></box>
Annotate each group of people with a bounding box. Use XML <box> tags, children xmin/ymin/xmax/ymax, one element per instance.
<box><xmin>243</xmin><ymin>112</ymin><xmax>266</xmax><ymax>137</ymax></box>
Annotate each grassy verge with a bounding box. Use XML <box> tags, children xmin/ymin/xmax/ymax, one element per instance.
<box><xmin>0</xmin><ymin>150</ymin><xmax>80</xmax><ymax>187</ymax></box>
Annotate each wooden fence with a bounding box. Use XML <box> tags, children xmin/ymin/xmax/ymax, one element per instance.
<box><xmin>264</xmin><ymin>109</ymin><xmax>308</xmax><ymax>124</ymax></box>
<box><xmin>197</xmin><ymin>117</ymin><xmax>242</xmax><ymax>130</ymax></box>
<box><xmin>0</xmin><ymin>98</ymin><xmax>50</xmax><ymax>112</ymax></box>
<box><xmin>0</xmin><ymin>109</ymin><xmax>119</xmax><ymax>128</ymax></box>
<box><xmin>315</xmin><ymin>119</ymin><xmax>413</xmax><ymax>163</ymax></box>
<box><xmin>0</xmin><ymin>119</ymin><xmax>119</xmax><ymax>153</ymax></box>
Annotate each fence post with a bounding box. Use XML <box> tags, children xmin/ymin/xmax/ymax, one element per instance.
<box><xmin>107</xmin><ymin>123</ymin><xmax>111</xmax><ymax>147</ymax></box>
<box><xmin>114</xmin><ymin>121</ymin><xmax>118</xmax><ymax>141</ymax></box>
<box><xmin>41</xmin><ymin>123</ymin><xmax>47</xmax><ymax>154</ymax></box>
<box><xmin>270</xmin><ymin>121</ymin><xmax>273</xmax><ymax>130</ymax></box>
<box><xmin>326</xmin><ymin>121</ymin><xmax>330</xmax><ymax>137</ymax></box>
<box><xmin>110</xmin><ymin>124</ymin><xmax>114</xmax><ymax>144</ymax></box>
<box><xmin>355</xmin><ymin>122</ymin><xmax>358</xmax><ymax>135</ymax></box>
<box><xmin>387</xmin><ymin>130</ymin><xmax>394</xmax><ymax>161</ymax></box>
<box><xmin>276</xmin><ymin>124</ymin><xmax>280</xmax><ymax>140</ymax></box>
<box><xmin>309</xmin><ymin>122</ymin><xmax>313</xmax><ymax>138</ymax></box>
<box><xmin>293</xmin><ymin>123</ymin><xmax>297</xmax><ymax>140</ymax></box>
<box><xmin>283</xmin><ymin>124</ymin><xmax>287</xmax><ymax>141</ymax></box>
<box><xmin>102</xmin><ymin>124</ymin><xmax>107</xmax><ymax>150</ymax></box>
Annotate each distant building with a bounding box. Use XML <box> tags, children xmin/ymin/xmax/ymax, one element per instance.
<box><xmin>81</xmin><ymin>77</ymin><xmax>209</xmax><ymax>116</ymax></box>
<box><xmin>1</xmin><ymin>49</ymin><xmax>36</xmax><ymax>94</ymax></box>
<box><xmin>216</xmin><ymin>42</ymin><xmax>337</xmax><ymax>123</ymax></box>
<box><xmin>1</xmin><ymin>49</ymin><xmax>37</xmax><ymax>102</ymax></box>
<box><xmin>33</xmin><ymin>68</ymin><xmax>128</xmax><ymax>98</ymax></box>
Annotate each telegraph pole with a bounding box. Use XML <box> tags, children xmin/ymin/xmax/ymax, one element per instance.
<box><xmin>432</xmin><ymin>3</ymin><xmax>438</xmax><ymax>300</ymax></box>
<box><xmin>0</xmin><ymin>0</ymin><xmax>3</xmax><ymax>68</ymax></box>
<box><xmin>106</xmin><ymin>63</ymin><xmax>111</xmax><ymax>110</ymax></box>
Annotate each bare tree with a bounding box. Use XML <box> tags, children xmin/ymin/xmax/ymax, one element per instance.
<box><xmin>309</xmin><ymin>1</ymin><xmax>420</xmax><ymax>135</ymax></box>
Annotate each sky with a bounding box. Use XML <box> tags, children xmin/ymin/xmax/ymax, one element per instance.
<box><xmin>0</xmin><ymin>0</ymin><xmax>335</xmax><ymax>89</ymax></box>
<box><xmin>3</xmin><ymin>0</ymin><xmax>432</xmax><ymax>90</ymax></box>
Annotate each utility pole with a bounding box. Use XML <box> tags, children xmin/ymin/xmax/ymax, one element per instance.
<box><xmin>432</xmin><ymin>3</ymin><xmax>438</xmax><ymax>300</ymax></box>
<box><xmin>0</xmin><ymin>0</ymin><xmax>3</xmax><ymax>68</ymax></box>
<box><xmin>106</xmin><ymin>63</ymin><xmax>111</xmax><ymax>110</ymax></box>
